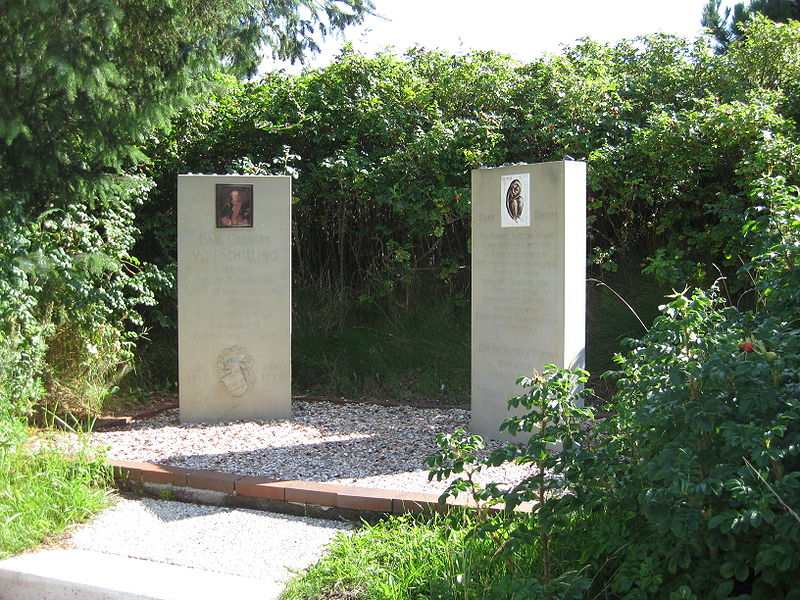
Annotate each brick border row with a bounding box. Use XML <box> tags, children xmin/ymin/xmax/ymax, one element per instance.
<box><xmin>109</xmin><ymin>459</ymin><xmax>530</xmax><ymax>518</ymax></box>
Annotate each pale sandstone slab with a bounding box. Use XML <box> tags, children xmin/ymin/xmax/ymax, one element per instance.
<box><xmin>471</xmin><ymin>161</ymin><xmax>586</xmax><ymax>441</ymax></box>
<box><xmin>177</xmin><ymin>175</ymin><xmax>291</xmax><ymax>423</ymax></box>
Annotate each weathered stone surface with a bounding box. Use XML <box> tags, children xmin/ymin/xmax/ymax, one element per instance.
<box><xmin>471</xmin><ymin>161</ymin><xmax>586</xmax><ymax>441</ymax></box>
<box><xmin>177</xmin><ymin>175</ymin><xmax>291</xmax><ymax>423</ymax></box>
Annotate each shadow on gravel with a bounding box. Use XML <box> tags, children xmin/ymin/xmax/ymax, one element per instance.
<box><xmin>155</xmin><ymin>433</ymin><xmax>443</xmax><ymax>481</ymax></box>
<box><xmin>101</xmin><ymin>399</ymin><xmax>484</xmax><ymax>482</ymax></box>
<box><xmin>109</xmin><ymin>400</ymin><xmax>465</xmax><ymax>437</ymax></box>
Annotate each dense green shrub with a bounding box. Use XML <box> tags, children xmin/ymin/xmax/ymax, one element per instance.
<box><xmin>143</xmin><ymin>17</ymin><xmax>800</xmax><ymax>297</ymax></box>
<box><xmin>132</xmin><ymin>19</ymin><xmax>800</xmax><ymax>396</ymax></box>
<box><xmin>284</xmin><ymin>20</ymin><xmax>800</xmax><ymax>593</ymax></box>
<box><xmin>0</xmin><ymin>0</ymin><xmax>373</xmax><ymax>417</ymax></box>
<box><xmin>0</xmin><ymin>178</ymin><xmax>160</xmax><ymax>418</ymax></box>
<box><xmin>425</xmin><ymin>174</ymin><xmax>800</xmax><ymax>598</ymax></box>
<box><xmin>143</xmin><ymin>49</ymin><xmax>518</xmax><ymax>301</ymax></box>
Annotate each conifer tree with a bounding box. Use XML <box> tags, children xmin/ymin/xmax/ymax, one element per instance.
<box><xmin>0</xmin><ymin>0</ymin><xmax>373</xmax><ymax>415</ymax></box>
<box><xmin>702</xmin><ymin>0</ymin><xmax>800</xmax><ymax>49</ymax></box>
<box><xmin>0</xmin><ymin>0</ymin><xmax>374</xmax><ymax>203</ymax></box>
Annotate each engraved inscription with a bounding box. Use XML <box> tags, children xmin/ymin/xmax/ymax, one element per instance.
<box><xmin>217</xmin><ymin>346</ymin><xmax>254</xmax><ymax>397</ymax></box>
<box><xmin>473</xmin><ymin>228</ymin><xmax>557</xmax><ymax>335</ymax></box>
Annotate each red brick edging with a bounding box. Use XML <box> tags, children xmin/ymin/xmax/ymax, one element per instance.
<box><xmin>110</xmin><ymin>459</ymin><xmax>448</xmax><ymax>514</ymax></box>
<box><xmin>109</xmin><ymin>459</ymin><xmax>528</xmax><ymax>518</ymax></box>
<box><xmin>94</xmin><ymin>402</ymin><xmax>180</xmax><ymax>430</ymax></box>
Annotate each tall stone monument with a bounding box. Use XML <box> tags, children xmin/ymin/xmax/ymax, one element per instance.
<box><xmin>177</xmin><ymin>175</ymin><xmax>291</xmax><ymax>423</ymax></box>
<box><xmin>471</xmin><ymin>161</ymin><xmax>586</xmax><ymax>440</ymax></box>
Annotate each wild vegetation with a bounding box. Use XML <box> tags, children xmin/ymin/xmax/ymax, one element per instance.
<box><xmin>0</xmin><ymin>0</ymin><xmax>798</xmax><ymax>595</ymax></box>
<box><xmin>0</xmin><ymin>420</ymin><xmax>111</xmax><ymax>558</ymax></box>
<box><xmin>5</xmin><ymin>9</ymin><xmax>798</xmax><ymax>415</ymax></box>
<box><xmin>276</xmin><ymin>18</ymin><xmax>800</xmax><ymax>600</ymax></box>
<box><xmin>129</xmin><ymin>15</ymin><xmax>800</xmax><ymax>402</ymax></box>
<box><xmin>280</xmin><ymin>512</ymin><xmax>546</xmax><ymax>600</ymax></box>
<box><xmin>0</xmin><ymin>0</ymin><xmax>374</xmax><ymax>421</ymax></box>
<box><xmin>703</xmin><ymin>0</ymin><xmax>800</xmax><ymax>48</ymax></box>
<box><xmin>0</xmin><ymin>0</ymin><xmax>373</xmax><ymax>557</ymax></box>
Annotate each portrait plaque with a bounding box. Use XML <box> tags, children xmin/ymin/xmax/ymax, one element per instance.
<box><xmin>500</xmin><ymin>173</ymin><xmax>531</xmax><ymax>227</ymax></box>
<box><xmin>216</xmin><ymin>184</ymin><xmax>254</xmax><ymax>228</ymax></box>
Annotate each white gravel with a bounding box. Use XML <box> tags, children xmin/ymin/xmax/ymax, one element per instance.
<box><xmin>84</xmin><ymin>400</ymin><xmax>534</xmax><ymax>494</ymax></box>
<box><xmin>66</xmin><ymin>496</ymin><xmax>351</xmax><ymax>584</ymax></box>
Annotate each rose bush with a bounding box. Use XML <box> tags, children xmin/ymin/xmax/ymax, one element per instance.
<box><xmin>426</xmin><ymin>174</ymin><xmax>800</xmax><ymax>599</ymax></box>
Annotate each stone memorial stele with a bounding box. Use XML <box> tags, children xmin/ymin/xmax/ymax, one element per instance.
<box><xmin>471</xmin><ymin>161</ymin><xmax>586</xmax><ymax>441</ymax></box>
<box><xmin>177</xmin><ymin>175</ymin><xmax>291</xmax><ymax>423</ymax></box>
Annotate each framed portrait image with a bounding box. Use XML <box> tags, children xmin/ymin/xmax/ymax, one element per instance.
<box><xmin>500</xmin><ymin>173</ymin><xmax>531</xmax><ymax>227</ymax></box>
<box><xmin>216</xmin><ymin>184</ymin><xmax>254</xmax><ymax>228</ymax></box>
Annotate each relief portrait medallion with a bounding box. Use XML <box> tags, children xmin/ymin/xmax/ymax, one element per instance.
<box><xmin>217</xmin><ymin>345</ymin><xmax>254</xmax><ymax>397</ymax></box>
<box><xmin>500</xmin><ymin>173</ymin><xmax>531</xmax><ymax>227</ymax></box>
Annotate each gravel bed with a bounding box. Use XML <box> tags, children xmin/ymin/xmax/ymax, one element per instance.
<box><xmin>84</xmin><ymin>400</ymin><xmax>534</xmax><ymax>494</ymax></box>
<box><xmin>67</xmin><ymin>496</ymin><xmax>351</xmax><ymax>584</ymax></box>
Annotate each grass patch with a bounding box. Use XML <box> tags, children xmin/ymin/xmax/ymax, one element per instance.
<box><xmin>586</xmin><ymin>266</ymin><xmax>669</xmax><ymax>399</ymax></box>
<box><xmin>0</xmin><ymin>420</ymin><xmax>112</xmax><ymax>558</ymax></box>
<box><xmin>119</xmin><ymin>266</ymin><xmax>667</xmax><ymax>408</ymax></box>
<box><xmin>293</xmin><ymin>291</ymin><xmax>470</xmax><ymax>404</ymax></box>
<box><xmin>281</xmin><ymin>512</ymin><xmax>542</xmax><ymax>600</ymax></box>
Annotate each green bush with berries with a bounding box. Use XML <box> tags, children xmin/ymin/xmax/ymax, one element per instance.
<box><xmin>426</xmin><ymin>174</ymin><xmax>800</xmax><ymax>598</ymax></box>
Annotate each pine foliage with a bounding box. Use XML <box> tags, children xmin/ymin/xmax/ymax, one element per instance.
<box><xmin>702</xmin><ymin>0</ymin><xmax>800</xmax><ymax>49</ymax></box>
<box><xmin>0</xmin><ymin>0</ymin><xmax>372</xmax><ymax>418</ymax></box>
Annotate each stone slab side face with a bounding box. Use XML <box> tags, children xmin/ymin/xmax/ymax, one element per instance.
<box><xmin>178</xmin><ymin>175</ymin><xmax>291</xmax><ymax>423</ymax></box>
<box><xmin>471</xmin><ymin>161</ymin><xmax>586</xmax><ymax>441</ymax></box>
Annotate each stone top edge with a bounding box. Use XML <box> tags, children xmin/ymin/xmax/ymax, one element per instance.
<box><xmin>178</xmin><ymin>173</ymin><xmax>292</xmax><ymax>178</ymax></box>
<box><xmin>471</xmin><ymin>160</ymin><xmax>586</xmax><ymax>172</ymax></box>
